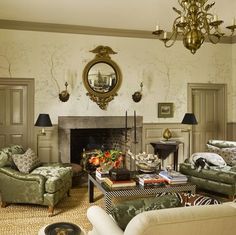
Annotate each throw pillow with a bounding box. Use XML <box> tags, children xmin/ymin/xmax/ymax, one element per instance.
<box><xmin>12</xmin><ymin>148</ymin><xmax>41</xmax><ymax>173</ymax></box>
<box><xmin>179</xmin><ymin>192</ymin><xmax>222</xmax><ymax>206</ymax></box>
<box><xmin>110</xmin><ymin>194</ymin><xmax>181</xmax><ymax>230</ymax></box>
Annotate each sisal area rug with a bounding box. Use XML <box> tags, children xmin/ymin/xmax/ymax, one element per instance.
<box><xmin>0</xmin><ymin>186</ymin><xmax>104</xmax><ymax>235</ymax></box>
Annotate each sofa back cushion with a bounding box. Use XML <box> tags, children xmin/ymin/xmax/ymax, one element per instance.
<box><xmin>12</xmin><ymin>148</ymin><xmax>41</xmax><ymax>173</ymax></box>
<box><xmin>206</xmin><ymin>143</ymin><xmax>236</xmax><ymax>166</ymax></box>
<box><xmin>208</xmin><ymin>140</ymin><xmax>236</xmax><ymax>148</ymax></box>
<box><xmin>0</xmin><ymin>145</ymin><xmax>25</xmax><ymax>167</ymax></box>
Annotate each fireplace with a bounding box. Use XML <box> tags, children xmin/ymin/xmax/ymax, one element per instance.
<box><xmin>58</xmin><ymin>116</ymin><xmax>143</xmax><ymax>170</ymax></box>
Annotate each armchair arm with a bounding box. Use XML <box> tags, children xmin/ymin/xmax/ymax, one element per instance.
<box><xmin>0</xmin><ymin>167</ymin><xmax>45</xmax><ymax>183</ymax></box>
<box><xmin>87</xmin><ymin>206</ymin><xmax>123</xmax><ymax>235</ymax></box>
<box><xmin>0</xmin><ymin>167</ymin><xmax>46</xmax><ymax>203</ymax></box>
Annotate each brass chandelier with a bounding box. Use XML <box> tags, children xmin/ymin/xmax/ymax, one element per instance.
<box><xmin>152</xmin><ymin>0</ymin><xmax>236</xmax><ymax>54</ymax></box>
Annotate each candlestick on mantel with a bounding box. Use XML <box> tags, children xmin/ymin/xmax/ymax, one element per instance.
<box><xmin>125</xmin><ymin>111</ymin><xmax>127</xmax><ymax>142</ymax></box>
<box><xmin>134</xmin><ymin>110</ymin><xmax>137</xmax><ymax>143</ymax></box>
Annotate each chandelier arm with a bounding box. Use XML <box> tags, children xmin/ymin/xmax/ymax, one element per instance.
<box><xmin>164</xmin><ymin>31</ymin><xmax>179</xmax><ymax>48</ymax></box>
<box><xmin>178</xmin><ymin>0</ymin><xmax>185</xmax><ymax>9</ymax></box>
<box><xmin>208</xmin><ymin>34</ymin><xmax>221</xmax><ymax>44</ymax></box>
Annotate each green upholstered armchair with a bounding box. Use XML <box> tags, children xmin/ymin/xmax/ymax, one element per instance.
<box><xmin>0</xmin><ymin>145</ymin><xmax>73</xmax><ymax>216</ymax></box>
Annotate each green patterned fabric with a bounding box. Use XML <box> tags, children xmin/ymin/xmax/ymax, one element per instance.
<box><xmin>31</xmin><ymin>163</ymin><xmax>73</xmax><ymax>193</ymax></box>
<box><xmin>0</xmin><ymin>144</ymin><xmax>73</xmax><ymax>213</ymax></box>
<box><xmin>180</xmin><ymin>163</ymin><xmax>236</xmax><ymax>198</ymax></box>
<box><xmin>208</xmin><ymin>140</ymin><xmax>236</xmax><ymax>148</ymax></box>
<box><xmin>12</xmin><ymin>148</ymin><xmax>41</xmax><ymax>173</ymax></box>
<box><xmin>110</xmin><ymin>195</ymin><xmax>181</xmax><ymax>230</ymax></box>
<box><xmin>206</xmin><ymin>144</ymin><xmax>236</xmax><ymax>166</ymax></box>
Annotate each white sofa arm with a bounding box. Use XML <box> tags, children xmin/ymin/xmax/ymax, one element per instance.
<box><xmin>87</xmin><ymin>206</ymin><xmax>123</xmax><ymax>235</ymax></box>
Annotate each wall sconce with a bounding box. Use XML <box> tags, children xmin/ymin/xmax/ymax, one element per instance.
<box><xmin>59</xmin><ymin>82</ymin><xmax>70</xmax><ymax>102</ymax></box>
<box><xmin>35</xmin><ymin>114</ymin><xmax>52</xmax><ymax>155</ymax></box>
<box><xmin>132</xmin><ymin>82</ymin><xmax>143</xmax><ymax>103</ymax></box>
<box><xmin>181</xmin><ymin>113</ymin><xmax>198</xmax><ymax>158</ymax></box>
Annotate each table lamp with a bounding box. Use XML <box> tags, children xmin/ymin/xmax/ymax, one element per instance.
<box><xmin>35</xmin><ymin>114</ymin><xmax>52</xmax><ymax>135</ymax></box>
<box><xmin>35</xmin><ymin>114</ymin><xmax>52</xmax><ymax>155</ymax></box>
<box><xmin>181</xmin><ymin>113</ymin><xmax>198</xmax><ymax>158</ymax></box>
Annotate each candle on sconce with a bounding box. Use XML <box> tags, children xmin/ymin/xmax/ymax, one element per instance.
<box><xmin>134</xmin><ymin>110</ymin><xmax>137</xmax><ymax>143</ymax></box>
<box><xmin>163</xmin><ymin>32</ymin><xmax>167</xmax><ymax>39</ymax></box>
<box><xmin>125</xmin><ymin>111</ymin><xmax>127</xmax><ymax>142</ymax></box>
<box><xmin>232</xmin><ymin>17</ymin><xmax>236</xmax><ymax>26</ymax></box>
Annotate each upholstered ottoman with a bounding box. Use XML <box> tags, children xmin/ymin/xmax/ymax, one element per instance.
<box><xmin>31</xmin><ymin>163</ymin><xmax>73</xmax><ymax>210</ymax></box>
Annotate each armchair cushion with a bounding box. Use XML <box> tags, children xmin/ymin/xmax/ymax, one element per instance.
<box><xmin>31</xmin><ymin>163</ymin><xmax>73</xmax><ymax>193</ymax></box>
<box><xmin>110</xmin><ymin>194</ymin><xmax>181</xmax><ymax>230</ymax></box>
<box><xmin>12</xmin><ymin>148</ymin><xmax>41</xmax><ymax>173</ymax></box>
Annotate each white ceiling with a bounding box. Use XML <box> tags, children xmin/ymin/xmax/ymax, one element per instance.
<box><xmin>0</xmin><ymin>0</ymin><xmax>235</xmax><ymax>33</ymax></box>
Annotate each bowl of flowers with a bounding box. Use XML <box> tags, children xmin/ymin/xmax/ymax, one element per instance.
<box><xmin>88</xmin><ymin>149</ymin><xmax>124</xmax><ymax>173</ymax></box>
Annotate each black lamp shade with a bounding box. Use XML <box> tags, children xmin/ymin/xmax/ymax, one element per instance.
<box><xmin>181</xmin><ymin>113</ymin><xmax>198</xmax><ymax>125</ymax></box>
<box><xmin>35</xmin><ymin>114</ymin><xmax>52</xmax><ymax>127</ymax></box>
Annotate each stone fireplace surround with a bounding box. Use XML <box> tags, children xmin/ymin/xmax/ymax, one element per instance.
<box><xmin>58</xmin><ymin>116</ymin><xmax>143</xmax><ymax>170</ymax></box>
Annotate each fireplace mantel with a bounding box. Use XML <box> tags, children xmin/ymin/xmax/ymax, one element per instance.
<box><xmin>58</xmin><ymin>116</ymin><xmax>143</xmax><ymax>168</ymax></box>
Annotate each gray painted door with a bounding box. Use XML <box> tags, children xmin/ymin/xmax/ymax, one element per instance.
<box><xmin>189</xmin><ymin>84</ymin><xmax>226</xmax><ymax>153</ymax></box>
<box><xmin>0</xmin><ymin>78</ymin><xmax>34</xmax><ymax>149</ymax></box>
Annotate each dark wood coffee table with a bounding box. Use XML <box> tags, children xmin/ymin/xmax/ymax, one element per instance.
<box><xmin>88</xmin><ymin>173</ymin><xmax>196</xmax><ymax>214</ymax></box>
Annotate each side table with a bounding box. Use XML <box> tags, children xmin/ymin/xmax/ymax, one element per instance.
<box><xmin>151</xmin><ymin>141</ymin><xmax>182</xmax><ymax>171</ymax></box>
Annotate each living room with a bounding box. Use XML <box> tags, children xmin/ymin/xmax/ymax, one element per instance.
<box><xmin>0</xmin><ymin>0</ymin><xmax>236</xmax><ymax>234</ymax></box>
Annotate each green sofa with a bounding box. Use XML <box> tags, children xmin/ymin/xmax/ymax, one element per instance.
<box><xmin>180</xmin><ymin>140</ymin><xmax>236</xmax><ymax>199</ymax></box>
<box><xmin>0</xmin><ymin>145</ymin><xmax>73</xmax><ymax>216</ymax></box>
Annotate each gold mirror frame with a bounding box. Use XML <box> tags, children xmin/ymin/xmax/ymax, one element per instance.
<box><xmin>83</xmin><ymin>46</ymin><xmax>122</xmax><ymax>110</ymax></box>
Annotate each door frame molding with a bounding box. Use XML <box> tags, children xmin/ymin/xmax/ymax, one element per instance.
<box><xmin>187</xmin><ymin>83</ymin><xmax>227</xmax><ymax>140</ymax></box>
<box><xmin>0</xmin><ymin>77</ymin><xmax>35</xmax><ymax>148</ymax></box>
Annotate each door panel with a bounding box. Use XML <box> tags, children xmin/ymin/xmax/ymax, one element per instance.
<box><xmin>189</xmin><ymin>84</ymin><xmax>226</xmax><ymax>153</ymax></box>
<box><xmin>0</xmin><ymin>79</ymin><xmax>34</xmax><ymax>149</ymax></box>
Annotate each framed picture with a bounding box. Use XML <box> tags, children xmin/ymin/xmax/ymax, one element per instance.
<box><xmin>158</xmin><ymin>103</ymin><xmax>174</xmax><ymax>118</ymax></box>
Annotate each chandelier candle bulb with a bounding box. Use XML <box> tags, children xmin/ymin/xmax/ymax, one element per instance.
<box><xmin>156</xmin><ymin>25</ymin><xmax>160</xmax><ymax>31</ymax></box>
<box><xmin>180</xmin><ymin>16</ymin><xmax>184</xmax><ymax>23</ymax></box>
<box><xmin>213</xmin><ymin>14</ymin><xmax>218</xmax><ymax>22</ymax></box>
<box><xmin>164</xmin><ymin>32</ymin><xmax>167</xmax><ymax>39</ymax></box>
<box><xmin>232</xmin><ymin>18</ymin><xmax>236</xmax><ymax>26</ymax></box>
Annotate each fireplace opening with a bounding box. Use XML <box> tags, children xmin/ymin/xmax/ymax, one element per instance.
<box><xmin>70</xmin><ymin>128</ymin><xmax>129</xmax><ymax>165</ymax></box>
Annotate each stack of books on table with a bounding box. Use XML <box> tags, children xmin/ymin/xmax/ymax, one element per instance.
<box><xmin>95</xmin><ymin>168</ymin><xmax>109</xmax><ymax>180</ymax></box>
<box><xmin>158</xmin><ymin>170</ymin><xmax>188</xmax><ymax>184</ymax></box>
<box><xmin>103</xmin><ymin>177</ymin><xmax>136</xmax><ymax>188</ymax></box>
<box><xmin>137</xmin><ymin>173</ymin><xmax>166</xmax><ymax>186</ymax></box>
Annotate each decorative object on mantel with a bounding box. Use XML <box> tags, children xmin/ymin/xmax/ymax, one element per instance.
<box><xmin>181</xmin><ymin>112</ymin><xmax>198</xmax><ymax>157</ymax></box>
<box><xmin>158</xmin><ymin>102</ymin><xmax>174</xmax><ymax>118</ymax></box>
<box><xmin>34</xmin><ymin>114</ymin><xmax>52</xmax><ymax>155</ymax></box>
<box><xmin>83</xmin><ymin>45</ymin><xmax>122</xmax><ymax>110</ymax></box>
<box><xmin>162</xmin><ymin>128</ymin><xmax>172</xmax><ymax>141</ymax></box>
<box><xmin>132</xmin><ymin>82</ymin><xmax>143</xmax><ymax>103</ymax></box>
<box><xmin>152</xmin><ymin>0</ymin><xmax>236</xmax><ymax>54</ymax></box>
<box><xmin>59</xmin><ymin>82</ymin><xmax>70</xmax><ymax>102</ymax></box>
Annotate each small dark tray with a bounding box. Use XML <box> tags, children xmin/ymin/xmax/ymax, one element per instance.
<box><xmin>44</xmin><ymin>222</ymin><xmax>81</xmax><ymax>235</ymax></box>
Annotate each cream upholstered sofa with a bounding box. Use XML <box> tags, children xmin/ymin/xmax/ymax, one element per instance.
<box><xmin>87</xmin><ymin>202</ymin><xmax>236</xmax><ymax>235</ymax></box>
